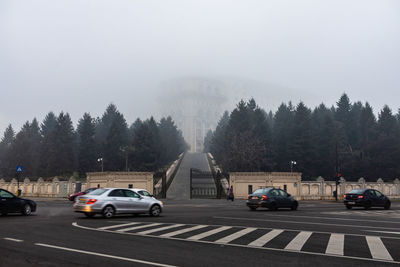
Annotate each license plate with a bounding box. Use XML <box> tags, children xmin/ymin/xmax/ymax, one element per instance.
<box><xmin>348</xmin><ymin>202</ymin><xmax>355</xmax><ymax>205</ymax></box>
<box><xmin>79</xmin><ymin>198</ymin><xmax>86</xmax><ymax>203</ymax></box>
<box><xmin>252</xmin><ymin>197</ymin><xmax>258</xmax><ymax>200</ymax></box>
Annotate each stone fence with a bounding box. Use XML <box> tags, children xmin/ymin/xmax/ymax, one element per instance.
<box><xmin>301</xmin><ymin>177</ymin><xmax>400</xmax><ymax>200</ymax></box>
<box><xmin>0</xmin><ymin>177</ymin><xmax>83</xmax><ymax>198</ymax></box>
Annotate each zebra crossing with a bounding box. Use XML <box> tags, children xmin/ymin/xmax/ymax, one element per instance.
<box><xmin>76</xmin><ymin>221</ymin><xmax>400</xmax><ymax>264</ymax></box>
<box><xmin>322</xmin><ymin>210</ymin><xmax>400</xmax><ymax>218</ymax></box>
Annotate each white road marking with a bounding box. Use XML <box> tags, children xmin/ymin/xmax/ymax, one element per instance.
<box><xmin>160</xmin><ymin>225</ymin><xmax>207</xmax><ymax>237</ymax></box>
<box><xmin>72</xmin><ymin>222</ymin><xmax>400</xmax><ymax>265</ymax></box>
<box><xmin>214</xmin><ymin>216</ymin><xmax>400</xmax><ymax>231</ymax></box>
<box><xmin>248</xmin><ymin>229</ymin><xmax>283</xmax><ymax>247</ymax></box>
<box><xmin>284</xmin><ymin>231</ymin><xmax>312</xmax><ymax>251</ymax></box>
<box><xmin>365</xmin><ymin>230</ymin><xmax>400</xmax><ymax>235</ymax></box>
<box><xmin>3</xmin><ymin>238</ymin><xmax>23</xmax><ymax>242</ymax></box>
<box><xmin>215</xmin><ymin>227</ymin><xmax>257</xmax><ymax>244</ymax></box>
<box><xmin>326</xmin><ymin>234</ymin><xmax>344</xmax><ymax>255</ymax></box>
<box><xmin>35</xmin><ymin>243</ymin><xmax>176</xmax><ymax>267</ymax></box>
<box><xmin>117</xmin><ymin>223</ymin><xmax>162</xmax><ymax>232</ymax></box>
<box><xmin>98</xmin><ymin>222</ymin><xmax>141</xmax><ymax>230</ymax></box>
<box><xmin>187</xmin><ymin>226</ymin><xmax>232</xmax><ymax>241</ymax></box>
<box><xmin>366</xmin><ymin>236</ymin><xmax>393</xmax><ymax>261</ymax></box>
<box><xmin>136</xmin><ymin>224</ymin><xmax>184</xmax><ymax>235</ymax></box>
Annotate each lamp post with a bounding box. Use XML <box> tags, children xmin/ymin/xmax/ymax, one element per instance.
<box><xmin>97</xmin><ymin>158</ymin><xmax>103</xmax><ymax>172</ymax></box>
<box><xmin>290</xmin><ymin>161</ymin><xmax>297</xmax><ymax>173</ymax></box>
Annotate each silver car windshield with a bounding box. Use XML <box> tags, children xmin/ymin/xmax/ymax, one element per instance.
<box><xmin>89</xmin><ymin>189</ymin><xmax>108</xmax><ymax>195</ymax></box>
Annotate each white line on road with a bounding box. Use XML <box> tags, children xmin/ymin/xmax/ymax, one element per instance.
<box><xmin>365</xmin><ymin>230</ymin><xmax>400</xmax><ymax>235</ymax></box>
<box><xmin>366</xmin><ymin>236</ymin><xmax>393</xmax><ymax>261</ymax></box>
<box><xmin>3</xmin><ymin>238</ymin><xmax>23</xmax><ymax>242</ymax></box>
<box><xmin>214</xmin><ymin>216</ymin><xmax>400</xmax><ymax>232</ymax></box>
<box><xmin>326</xmin><ymin>234</ymin><xmax>344</xmax><ymax>255</ymax></box>
<box><xmin>136</xmin><ymin>224</ymin><xmax>184</xmax><ymax>235</ymax></box>
<box><xmin>284</xmin><ymin>231</ymin><xmax>312</xmax><ymax>251</ymax></box>
<box><xmin>215</xmin><ymin>227</ymin><xmax>256</xmax><ymax>244</ymax></box>
<box><xmin>98</xmin><ymin>222</ymin><xmax>141</xmax><ymax>230</ymax></box>
<box><xmin>35</xmin><ymin>243</ymin><xmax>177</xmax><ymax>267</ymax></box>
<box><xmin>117</xmin><ymin>223</ymin><xmax>162</xmax><ymax>232</ymax></box>
<box><xmin>72</xmin><ymin>222</ymin><xmax>400</xmax><ymax>265</ymax></box>
<box><xmin>187</xmin><ymin>226</ymin><xmax>232</xmax><ymax>241</ymax></box>
<box><xmin>248</xmin><ymin>229</ymin><xmax>283</xmax><ymax>247</ymax></box>
<box><xmin>160</xmin><ymin>225</ymin><xmax>208</xmax><ymax>238</ymax></box>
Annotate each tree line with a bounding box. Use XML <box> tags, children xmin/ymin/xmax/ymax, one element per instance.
<box><xmin>0</xmin><ymin>104</ymin><xmax>188</xmax><ymax>179</ymax></box>
<box><xmin>205</xmin><ymin>94</ymin><xmax>400</xmax><ymax>181</ymax></box>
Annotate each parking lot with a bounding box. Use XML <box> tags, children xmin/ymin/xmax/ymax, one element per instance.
<box><xmin>1</xmin><ymin>199</ymin><xmax>399</xmax><ymax>266</ymax></box>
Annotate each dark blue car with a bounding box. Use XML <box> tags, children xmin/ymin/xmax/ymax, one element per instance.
<box><xmin>0</xmin><ymin>188</ymin><xmax>37</xmax><ymax>216</ymax></box>
<box><xmin>246</xmin><ymin>187</ymin><xmax>298</xmax><ymax>211</ymax></box>
<box><xmin>344</xmin><ymin>189</ymin><xmax>391</xmax><ymax>210</ymax></box>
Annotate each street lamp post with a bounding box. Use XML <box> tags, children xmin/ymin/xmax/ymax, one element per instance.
<box><xmin>97</xmin><ymin>158</ymin><xmax>103</xmax><ymax>172</ymax></box>
<box><xmin>290</xmin><ymin>161</ymin><xmax>297</xmax><ymax>173</ymax></box>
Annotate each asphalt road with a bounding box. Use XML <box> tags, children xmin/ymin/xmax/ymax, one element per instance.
<box><xmin>1</xmin><ymin>199</ymin><xmax>400</xmax><ymax>267</ymax></box>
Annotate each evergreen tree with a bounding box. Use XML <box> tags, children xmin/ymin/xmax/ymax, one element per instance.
<box><xmin>203</xmin><ymin>130</ymin><xmax>213</xmax><ymax>153</ymax></box>
<box><xmin>0</xmin><ymin>124</ymin><xmax>15</xmax><ymax>177</ymax></box>
<box><xmin>77</xmin><ymin>113</ymin><xmax>97</xmax><ymax>176</ymax></box>
<box><xmin>158</xmin><ymin>116</ymin><xmax>186</xmax><ymax>165</ymax></box>
<box><xmin>40</xmin><ymin>112</ymin><xmax>58</xmax><ymax>177</ymax></box>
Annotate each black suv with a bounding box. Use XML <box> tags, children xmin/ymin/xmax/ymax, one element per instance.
<box><xmin>344</xmin><ymin>189</ymin><xmax>391</xmax><ymax>210</ymax></box>
<box><xmin>247</xmin><ymin>187</ymin><xmax>298</xmax><ymax>211</ymax></box>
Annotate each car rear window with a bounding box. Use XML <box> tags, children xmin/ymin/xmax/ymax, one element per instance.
<box><xmin>253</xmin><ymin>188</ymin><xmax>272</xmax><ymax>194</ymax></box>
<box><xmin>89</xmin><ymin>189</ymin><xmax>108</xmax><ymax>195</ymax></box>
<box><xmin>349</xmin><ymin>189</ymin><xmax>365</xmax><ymax>194</ymax></box>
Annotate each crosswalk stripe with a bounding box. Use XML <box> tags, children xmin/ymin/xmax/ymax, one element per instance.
<box><xmin>187</xmin><ymin>226</ymin><xmax>232</xmax><ymax>241</ymax></box>
<box><xmin>284</xmin><ymin>231</ymin><xmax>312</xmax><ymax>251</ymax></box>
<box><xmin>326</xmin><ymin>234</ymin><xmax>344</xmax><ymax>255</ymax></box>
<box><xmin>248</xmin><ymin>229</ymin><xmax>284</xmax><ymax>247</ymax></box>
<box><xmin>215</xmin><ymin>228</ymin><xmax>257</xmax><ymax>244</ymax></box>
<box><xmin>366</xmin><ymin>236</ymin><xmax>393</xmax><ymax>261</ymax></box>
<box><xmin>136</xmin><ymin>224</ymin><xmax>185</xmax><ymax>235</ymax></box>
<box><xmin>117</xmin><ymin>223</ymin><xmax>162</xmax><ymax>232</ymax></box>
<box><xmin>98</xmin><ymin>222</ymin><xmax>141</xmax><ymax>230</ymax></box>
<box><xmin>160</xmin><ymin>225</ymin><xmax>208</xmax><ymax>238</ymax></box>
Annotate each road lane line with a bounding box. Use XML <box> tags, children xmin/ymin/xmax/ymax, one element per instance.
<box><xmin>72</xmin><ymin>222</ymin><xmax>400</xmax><ymax>265</ymax></box>
<box><xmin>136</xmin><ymin>224</ymin><xmax>185</xmax><ymax>235</ymax></box>
<box><xmin>3</xmin><ymin>238</ymin><xmax>23</xmax><ymax>242</ymax></box>
<box><xmin>35</xmin><ymin>243</ymin><xmax>176</xmax><ymax>267</ymax></box>
<box><xmin>215</xmin><ymin>227</ymin><xmax>257</xmax><ymax>244</ymax></box>
<box><xmin>284</xmin><ymin>231</ymin><xmax>312</xmax><ymax>251</ymax></box>
<box><xmin>117</xmin><ymin>223</ymin><xmax>162</xmax><ymax>232</ymax></box>
<box><xmin>326</xmin><ymin>234</ymin><xmax>344</xmax><ymax>255</ymax></box>
<box><xmin>187</xmin><ymin>226</ymin><xmax>232</xmax><ymax>241</ymax></box>
<box><xmin>160</xmin><ymin>225</ymin><xmax>207</xmax><ymax>237</ymax></box>
<box><xmin>366</xmin><ymin>236</ymin><xmax>393</xmax><ymax>261</ymax></box>
<box><xmin>98</xmin><ymin>222</ymin><xmax>141</xmax><ymax>230</ymax></box>
<box><xmin>213</xmin><ymin>216</ymin><xmax>400</xmax><ymax>231</ymax></box>
<box><xmin>365</xmin><ymin>230</ymin><xmax>400</xmax><ymax>235</ymax></box>
<box><xmin>248</xmin><ymin>229</ymin><xmax>283</xmax><ymax>247</ymax></box>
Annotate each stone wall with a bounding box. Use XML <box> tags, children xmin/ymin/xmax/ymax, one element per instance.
<box><xmin>0</xmin><ymin>177</ymin><xmax>83</xmax><ymax>198</ymax></box>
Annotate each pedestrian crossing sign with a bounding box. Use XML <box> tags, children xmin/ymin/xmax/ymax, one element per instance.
<box><xmin>16</xmin><ymin>165</ymin><xmax>23</xmax><ymax>173</ymax></box>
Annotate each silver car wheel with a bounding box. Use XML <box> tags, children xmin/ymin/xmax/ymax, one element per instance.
<box><xmin>102</xmin><ymin>206</ymin><xmax>115</xmax><ymax>218</ymax></box>
<box><xmin>23</xmin><ymin>204</ymin><xmax>32</xmax><ymax>216</ymax></box>
<box><xmin>150</xmin><ymin>205</ymin><xmax>160</xmax><ymax>217</ymax></box>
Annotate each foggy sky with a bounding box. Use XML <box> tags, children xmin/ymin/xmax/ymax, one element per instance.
<box><xmin>1</xmin><ymin>0</ymin><xmax>399</xmax><ymax>134</ymax></box>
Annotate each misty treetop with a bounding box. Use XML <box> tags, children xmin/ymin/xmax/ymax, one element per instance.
<box><xmin>205</xmin><ymin>94</ymin><xmax>400</xmax><ymax>181</ymax></box>
<box><xmin>0</xmin><ymin>104</ymin><xmax>187</xmax><ymax>179</ymax></box>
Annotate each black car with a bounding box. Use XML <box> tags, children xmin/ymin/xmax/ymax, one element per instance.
<box><xmin>344</xmin><ymin>189</ymin><xmax>391</xmax><ymax>210</ymax></box>
<box><xmin>0</xmin><ymin>188</ymin><xmax>37</xmax><ymax>216</ymax></box>
<box><xmin>247</xmin><ymin>187</ymin><xmax>298</xmax><ymax>211</ymax></box>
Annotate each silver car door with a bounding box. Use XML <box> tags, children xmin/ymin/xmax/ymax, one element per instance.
<box><xmin>108</xmin><ymin>189</ymin><xmax>127</xmax><ymax>213</ymax></box>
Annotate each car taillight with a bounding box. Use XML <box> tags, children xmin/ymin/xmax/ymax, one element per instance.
<box><xmin>262</xmin><ymin>195</ymin><xmax>268</xmax><ymax>201</ymax></box>
<box><xmin>358</xmin><ymin>195</ymin><xmax>364</xmax><ymax>199</ymax></box>
<box><xmin>343</xmin><ymin>194</ymin><xmax>347</xmax><ymax>198</ymax></box>
<box><xmin>247</xmin><ymin>195</ymin><xmax>250</xmax><ymax>199</ymax></box>
<box><xmin>86</xmin><ymin>199</ymin><xmax>97</xmax><ymax>204</ymax></box>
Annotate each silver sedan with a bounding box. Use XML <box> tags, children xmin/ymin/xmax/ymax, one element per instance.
<box><xmin>73</xmin><ymin>188</ymin><xmax>163</xmax><ymax>218</ymax></box>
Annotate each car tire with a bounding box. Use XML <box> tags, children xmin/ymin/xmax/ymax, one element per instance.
<box><xmin>22</xmin><ymin>204</ymin><xmax>32</xmax><ymax>216</ymax></box>
<box><xmin>102</xmin><ymin>205</ymin><xmax>115</xmax><ymax>218</ymax></box>
<box><xmin>291</xmin><ymin>202</ymin><xmax>298</xmax><ymax>211</ymax></box>
<box><xmin>384</xmin><ymin>201</ymin><xmax>391</xmax><ymax>210</ymax></box>
<box><xmin>249</xmin><ymin>207</ymin><xmax>257</xmax><ymax>211</ymax></box>
<box><xmin>149</xmin><ymin>205</ymin><xmax>161</xmax><ymax>217</ymax></box>
<box><xmin>84</xmin><ymin>212</ymin><xmax>95</xmax><ymax>218</ymax></box>
<box><xmin>346</xmin><ymin>205</ymin><xmax>352</xmax><ymax>210</ymax></box>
